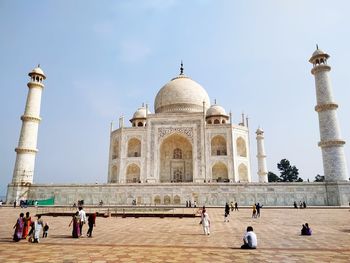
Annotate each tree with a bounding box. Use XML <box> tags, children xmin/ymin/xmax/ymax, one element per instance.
<box><xmin>277</xmin><ymin>159</ymin><xmax>303</xmax><ymax>182</ymax></box>
<box><xmin>314</xmin><ymin>174</ymin><xmax>325</xmax><ymax>182</ymax></box>
<box><xmin>268</xmin><ymin>172</ymin><xmax>280</xmax><ymax>182</ymax></box>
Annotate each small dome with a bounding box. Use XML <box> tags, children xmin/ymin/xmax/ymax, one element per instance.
<box><xmin>28</xmin><ymin>65</ymin><xmax>46</xmax><ymax>79</ymax></box>
<box><xmin>206</xmin><ymin>104</ymin><xmax>227</xmax><ymax>117</ymax></box>
<box><xmin>312</xmin><ymin>49</ymin><xmax>325</xmax><ymax>57</ymax></box>
<box><xmin>154</xmin><ymin>75</ymin><xmax>210</xmax><ymax>113</ymax></box>
<box><xmin>256</xmin><ymin>127</ymin><xmax>264</xmax><ymax>134</ymax></box>
<box><xmin>132</xmin><ymin>107</ymin><xmax>151</xmax><ymax>119</ymax></box>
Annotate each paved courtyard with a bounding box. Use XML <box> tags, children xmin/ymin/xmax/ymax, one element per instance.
<box><xmin>0</xmin><ymin>206</ymin><xmax>349</xmax><ymax>262</ymax></box>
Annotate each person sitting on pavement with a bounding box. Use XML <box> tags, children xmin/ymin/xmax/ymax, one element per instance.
<box><xmin>241</xmin><ymin>226</ymin><xmax>257</xmax><ymax>249</ymax></box>
<box><xmin>301</xmin><ymin>223</ymin><xmax>312</xmax><ymax>236</ymax></box>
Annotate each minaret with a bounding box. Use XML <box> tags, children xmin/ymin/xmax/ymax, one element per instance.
<box><xmin>256</xmin><ymin>128</ymin><xmax>268</xmax><ymax>183</ymax></box>
<box><xmin>309</xmin><ymin>47</ymin><xmax>348</xmax><ymax>182</ymax></box>
<box><xmin>12</xmin><ymin>65</ymin><xmax>46</xmax><ymax>185</ymax></box>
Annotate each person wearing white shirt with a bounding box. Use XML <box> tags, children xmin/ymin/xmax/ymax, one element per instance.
<box><xmin>241</xmin><ymin>226</ymin><xmax>257</xmax><ymax>249</ymax></box>
<box><xmin>78</xmin><ymin>207</ymin><xmax>87</xmax><ymax>237</ymax></box>
<box><xmin>200</xmin><ymin>209</ymin><xmax>211</xmax><ymax>235</ymax></box>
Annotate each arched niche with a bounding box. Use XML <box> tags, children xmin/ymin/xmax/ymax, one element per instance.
<box><xmin>154</xmin><ymin>195</ymin><xmax>161</xmax><ymax>205</ymax></box>
<box><xmin>212</xmin><ymin>162</ymin><xmax>228</xmax><ymax>182</ymax></box>
<box><xmin>112</xmin><ymin>140</ymin><xmax>119</xmax><ymax>159</ymax></box>
<box><xmin>236</xmin><ymin>137</ymin><xmax>247</xmax><ymax>157</ymax></box>
<box><xmin>211</xmin><ymin>135</ymin><xmax>227</xmax><ymax>156</ymax></box>
<box><xmin>238</xmin><ymin>163</ymin><xmax>248</xmax><ymax>182</ymax></box>
<box><xmin>126</xmin><ymin>163</ymin><xmax>140</xmax><ymax>183</ymax></box>
<box><xmin>110</xmin><ymin>165</ymin><xmax>118</xmax><ymax>183</ymax></box>
<box><xmin>164</xmin><ymin>195</ymin><xmax>171</xmax><ymax>205</ymax></box>
<box><xmin>127</xmin><ymin>138</ymin><xmax>141</xmax><ymax>157</ymax></box>
<box><xmin>174</xmin><ymin>195</ymin><xmax>181</xmax><ymax>205</ymax></box>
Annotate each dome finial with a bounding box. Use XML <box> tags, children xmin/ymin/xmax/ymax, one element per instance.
<box><xmin>214</xmin><ymin>98</ymin><xmax>216</xmax><ymax>105</ymax></box>
<box><xmin>38</xmin><ymin>63</ymin><xmax>40</xmax><ymax>68</ymax></box>
<box><xmin>180</xmin><ymin>60</ymin><xmax>184</xmax><ymax>75</ymax></box>
<box><xmin>316</xmin><ymin>44</ymin><xmax>319</xmax><ymax>50</ymax></box>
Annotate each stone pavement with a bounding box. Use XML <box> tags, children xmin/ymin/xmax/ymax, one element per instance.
<box><xmin>0</xmin><ymin>207</ymin><xmax>349</xmax><ymax>262</ymax></box>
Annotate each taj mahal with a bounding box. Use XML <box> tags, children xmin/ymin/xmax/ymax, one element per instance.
<box><xmin>107</xmin><ymin>62</ymin><xmax>256</xmax><ymax>185</ymax></box>
<box><xmin>6</xmin><ymin>48</ymin><xmax>350</xmax><ymax>206</ymax></box>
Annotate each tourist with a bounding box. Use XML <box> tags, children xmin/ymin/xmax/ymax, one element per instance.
<box><xmin>13</xmin><ymin>200</ymin><xmax>17</xmax><ymax>208</ymax></box>
<box><xmin>13</xmin><ymin>212</ymin><xmax>24</xmax><ymax>242</ymax></box>
<box><xmin>87</xmin><ymin>212</ymin><xmax>97</xmax><ymax>237</ymax></box>
<box><xmin>303</xmin><ymin>201</ymin><xmax>307</xmax><ymax>209</ymax></box>
<box><xmin>299</xmin><ymin>201</ymin><xmax>303</xmax><ymax>209</ymax></box>
<box><xmin>256</xmin><ymin>203</ymin><xmax>263</xmax><ymax>217</ymax></box>
<box><xmin>252</xmin><ymin>204</ymin><xmax>257</xmax><ymax>218</ymax></box>
<box><xmin>234</xmin><ymin>202</ymin><xmax>239</xmax><ymax>211</ymax></box>
<box><xmin>42</xmin><ymin>222</ymin><xmax>49</xmax><ymax>238</ymax></box>
<box><xmin>73</xmin><ymin>202</ymin><xmax>76</xmax><ymax>208</ymax></box>
<box><xmin>69</xmin><ymin>211</ymin><xmax>81</xmax><ymax>238</ymax></box>
<box><xmin>224</xmin><ymin>202</ymin><xmax>230</xmax><ymax>222</ymax></box>
<box><xmin>78</xmin><ymin>207</ymin><xmax>87</xmax><ymax>236</ymax></box>
<box><xmin>293</xmin><ymin>201</ymin><xmax>298</xmax><ymax>209</ymax></box>
<box><xmin>0</xmin><ymin>199</ymin><xmax>3</xmax><ymax>207</ymax></box>
<box><xmin>200</xmin><ymin>209</ymin><xmax>210</xmax><ymax>235</ymax></box>
<box><xmin>241</xmin><ymin>226</ymin><xmax>257</xmax><ymax>249</ymax></box>
<box><xmin>189</xmin><ymin>200</ymin><xmax>192</xmax><ymax>207</ymax></box>
<box><xmin>33</xmin><ymin>215</ymin><xmax>44</xmax><ymax>243</ymax></box>
<box><xmin>301</xmin><ymin>223</ymin><xmax>312</xmax><ymax>236</ymax></box>
<box><xmin>99</xmin><ymin>200</ymin><xmax>103</xmax><ymax>206</ymax></box>
<box><xmin>193</xmin><ymin>201</ymin><xmax>197</xmax><ymax>208</ymax></box>
<box><xmin>22</xmin><ymin>211</ymin><xmax>32</xmax><ymax>239</ymax></box>
<box><xmin>186</xmin><ymin>200</ymin><xmax>188</xmax><ymax>207</ymax></box>
<box><xmin>230</xmin><ymin>201</ymin><xmax>234</xmax><ymax>212</ymax></box>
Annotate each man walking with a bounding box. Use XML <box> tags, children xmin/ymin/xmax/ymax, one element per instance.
<box><xmin>87</xmin><ymin>212</ymin><xmax>97</xmax><ymax>237</ymax></box>
<box><xmin>78</xmin><ymin>207</ymin><xmax>87</xmax><ymax>237</ymax></box>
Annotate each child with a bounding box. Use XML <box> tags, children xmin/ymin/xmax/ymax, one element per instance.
<box><xmin>43</xmin><ymin>223</ymin><xmax>49</xmax><ymax>238</ymax></box>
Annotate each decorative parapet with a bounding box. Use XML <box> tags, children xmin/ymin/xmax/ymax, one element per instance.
<box><xmin>311</xmin><ymin>64</ymin><xmax>331</xmax><ymax>75</ymax></box>
<box><xmin>314</xmin><ymin>103</ymin><xmax>338</xmax><ymax>112</ymax></box>
<box><xmin>15</xmin><ymin>147</ymin><xmax>38</xmax><ymax>153</ymax></box>
<box><xmin>21</xmin><ymin>115</ymin><xmax>41</xmax><ymax>122</ymax></box>
<box><xmin>27</xmin><ymin>81</ymin><xmax>44</xmax><ymax>89</ymax></box>
<box><xmin>318</xmin><ymin>139</ymin><xmax>346</xmax><ymax>148</ymax></box>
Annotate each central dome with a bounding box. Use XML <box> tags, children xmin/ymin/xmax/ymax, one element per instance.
<box><xmin>154</xmin><ymin>74</ymin><xmax>210</xmax><ymax>113</ymax></box>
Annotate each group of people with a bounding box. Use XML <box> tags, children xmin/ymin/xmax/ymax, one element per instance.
<box><xmin>13</xmin><ymin>212</ymin><xmax>49</xmax><ymax>243</ymax></box>
<box><xmin>294</xmin><ymin>201</ymin><xmax>307</xmax><ymax>209</ymax></box>
<box><xmin>252</xmin><ymin>203</ymin><xmax>263</xmax><ymax>218</ymax></box>
<box><xmin>69</xmin><ymin>207</ymin><xmax>97</xmax><ymax>238</ymax></box>
<box><xmin>230</xmin><ymin>201</ymin><xmax>239</xmax><ymax>211</ymax></box>
<box><xmin>185</xmin><ymin>200</ymin><xmax>197</xmax><ymax>207</ymax></box>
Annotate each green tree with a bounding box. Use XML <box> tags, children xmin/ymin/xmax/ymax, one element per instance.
<box><xmin>268</xmin><ymin>172</ymin><xmax>280</xmax><ymax>182</ymax></box>
<box><xmin>314</xmin><ymin>174</ymin><xmax>325</xmax><ymax>182</ymax></box>
<box><xmin>277</xmin><ymin>159</ymin><xmax>303</xmax><ymax>182</ymax></box>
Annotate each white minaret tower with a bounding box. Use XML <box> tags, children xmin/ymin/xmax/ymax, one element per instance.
<box><xmin>256</xmin><ymin>127</ymin><xmax>268</xmax><ymax>183</ymax></box>
<box><xmin>309</xmin><ymin>47</ymin><xmax>348</xmax><ymax>182</ymax></box>
<box><xmin>12</xmin><ymin>65</ymin><xmax>46</xmax><ymax>185</ymax></box>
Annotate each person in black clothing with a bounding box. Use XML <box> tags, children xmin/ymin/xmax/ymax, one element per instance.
<box><xmin>234</xmin><ymin>202</ymin><xmax>239</xmax><ymax>211</ymax></box>
<box><xmin>224</xmin><ymin>203</ymin><xmax>230</xmax><ymax>222</ymax></box>
<box><xmin>303</xmin><ymin>201</ymin><xmax>307</xmax><ymax>209</ymax></box>
<box><xmin>87</xmin><ymin>212</ymin><xmax>97</xmax><ymax>237</ymax></box>
<box><xmin>256</xmin><ymin>203</ymin><xmax>263</xmax><ymax>217</ymax></box>
<box><xmin>293</xmin><ymin>201</ymin><xmax>298</xmax><ymax>209</ymax></box>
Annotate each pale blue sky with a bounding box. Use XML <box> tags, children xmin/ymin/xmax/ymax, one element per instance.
<box><xmin>1</xmin><ymin>0</ymin><xmax>349</xmax><ymax>195</ymax></box>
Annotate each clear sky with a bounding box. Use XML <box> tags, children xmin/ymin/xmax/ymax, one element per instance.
<box><xmin>1</xmin><ymin>0</ymin><xmax>349</xmax><ymax>196</ymax></box>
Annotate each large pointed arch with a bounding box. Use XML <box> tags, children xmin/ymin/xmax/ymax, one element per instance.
<box><xmin>212</xmin><ymin>162</ymin><xmax>228</xmax><ymax>182</ymax></box>
<box><xmin>159</xmin><ymin>133</ymin><xmax>193</xmax><ymax>182</ymax></box>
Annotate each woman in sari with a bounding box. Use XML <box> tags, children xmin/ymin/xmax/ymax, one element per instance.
<box><xmin>13</xmin><ymin>213</ymin><xmax>24</xmax><ymax>242</ymax></box>
<box><xmin>69</xmin><ymin>211</ymin><xmax>81</xmax><ymax>238</ymax></box>
<box><xmin>22</xmin><ymin>212</ymin><xmax>31</xmax><ymax>239</ymax></box>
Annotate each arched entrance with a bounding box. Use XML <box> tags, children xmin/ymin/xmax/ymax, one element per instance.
<box><xmin>159</xmin><ymin>133</ymin><xmax>193</xmax><ymax>182</ymax></box>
